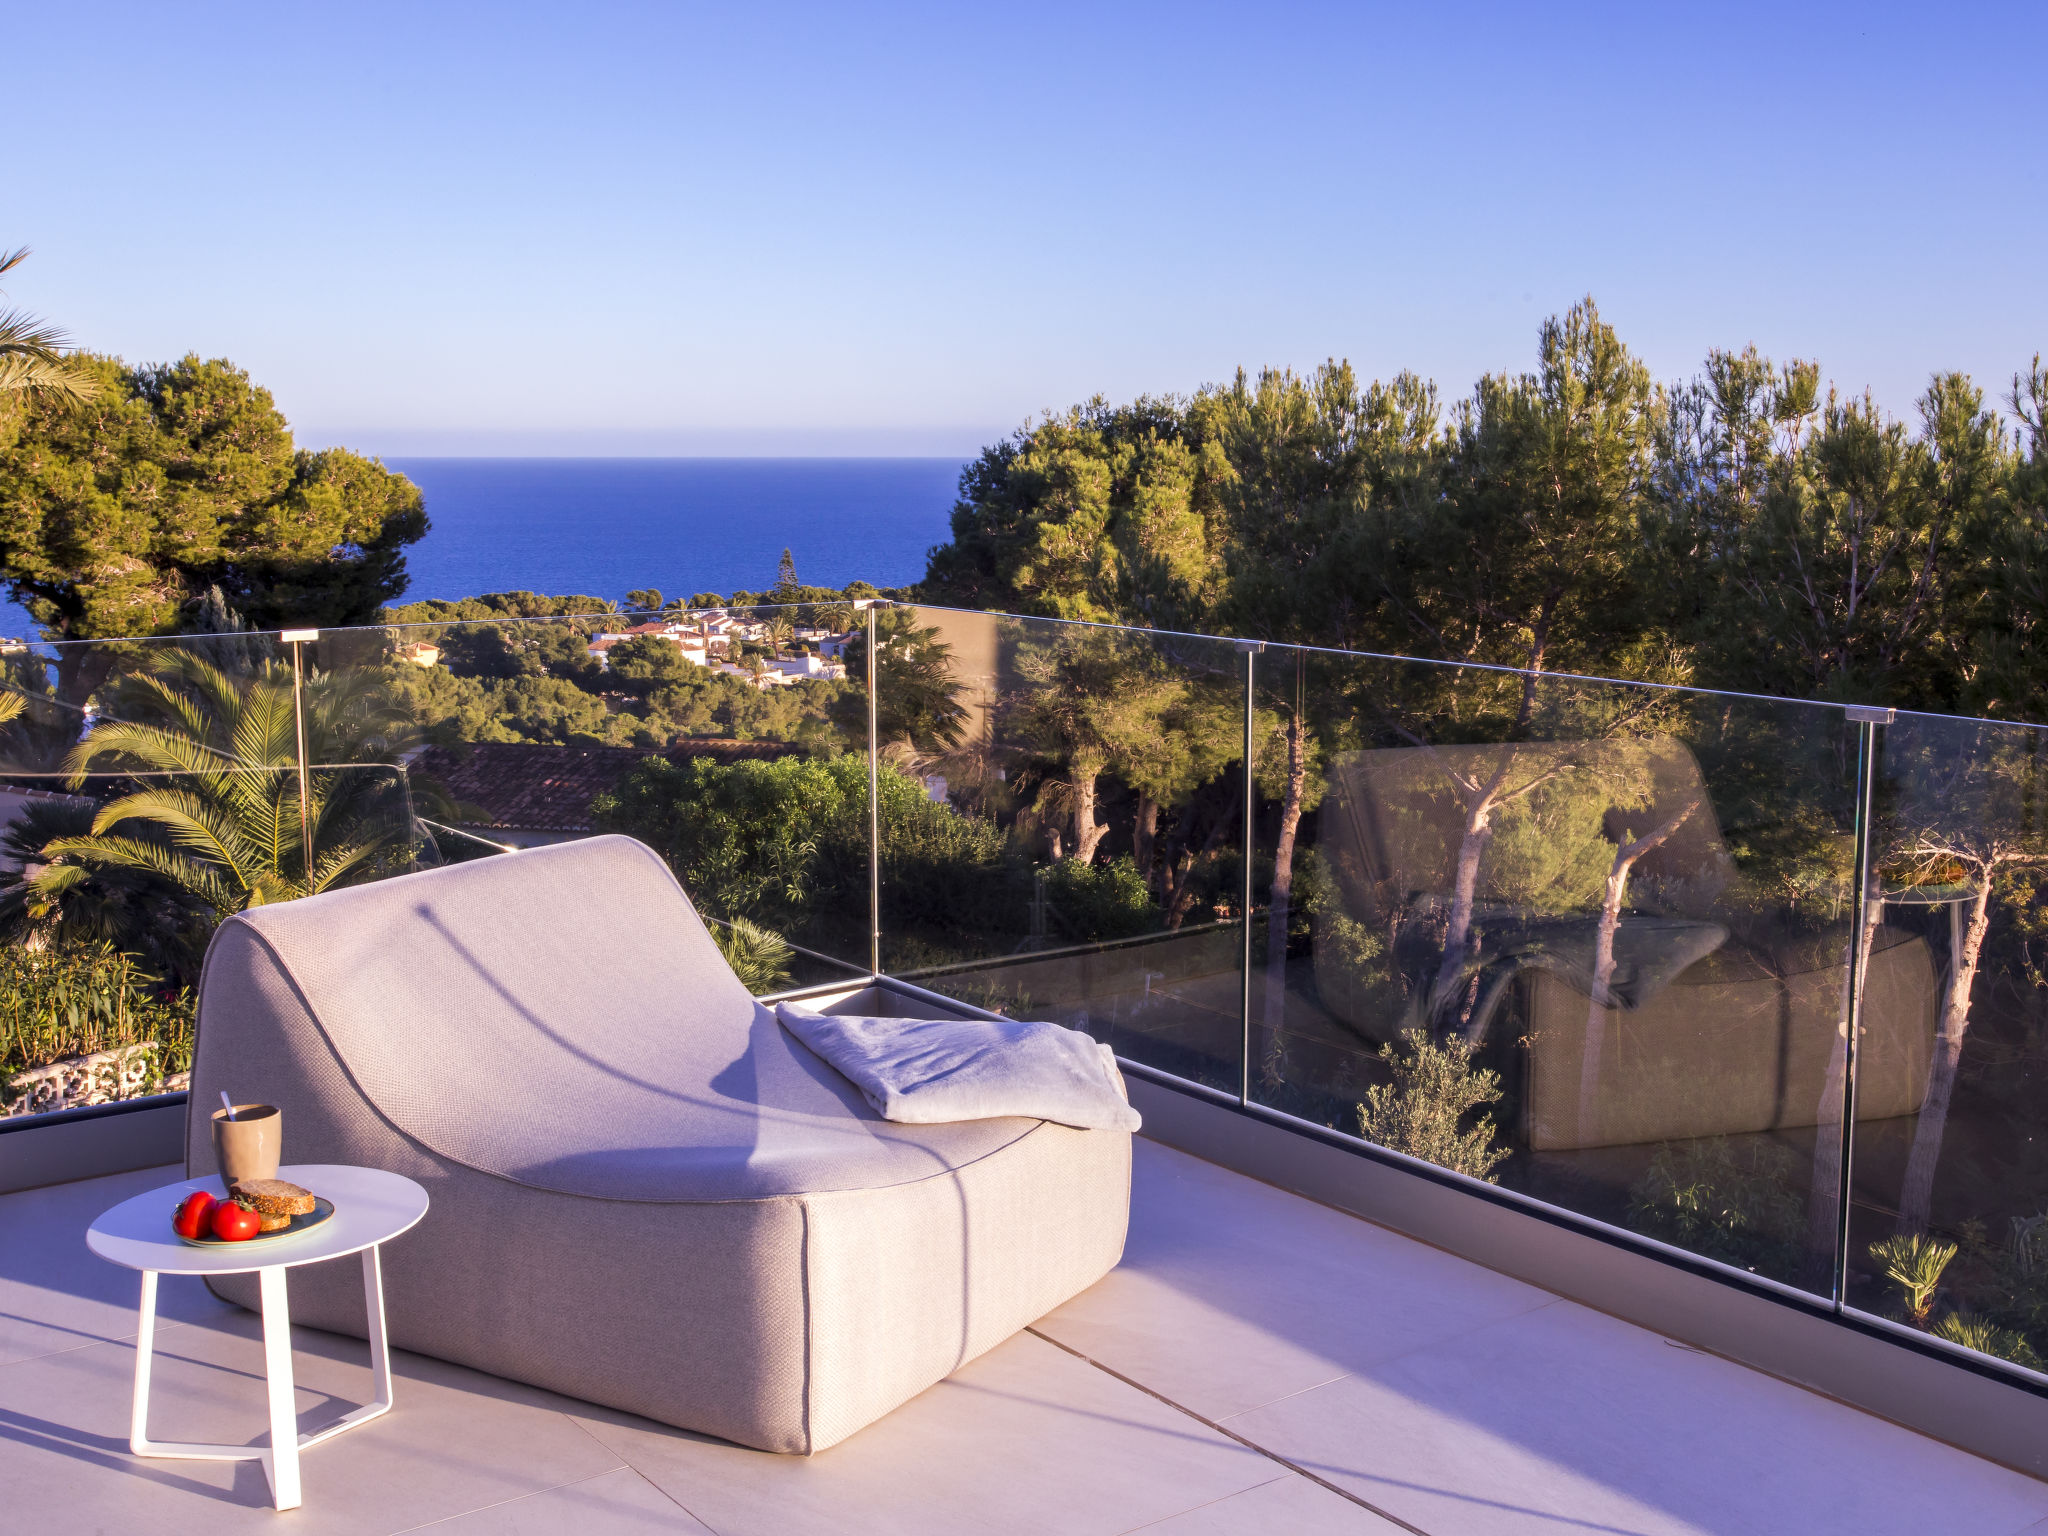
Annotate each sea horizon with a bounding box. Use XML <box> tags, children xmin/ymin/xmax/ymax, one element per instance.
<box><xmin>388</xmin><ymin>455</ymin><xmax>968</xmax><ymax>609</ymax></box>
<box><xmin>0</xmin><ymin>456</ymin><xmax>971</xmax><ymax>641</ymax></box>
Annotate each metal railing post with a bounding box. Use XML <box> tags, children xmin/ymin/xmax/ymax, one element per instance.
<box><xmin>866</xmin><ymin>602</ymin><xmax>881</xmax><ymax>979</ymax></box>
<box><xmin>1237</xmin><ymin>640</ymin><xmax>1263</xmax><ymax>1106</ymax></box>
<box><xmin>1835</xmin><ymin>704</ymin><xmax>1892</xmax><ymax>1310</ymax></box>
<box><xmin>282</xmin><ymin>629</ymin><xmax>319</xmax><ymax>883</ymax></box>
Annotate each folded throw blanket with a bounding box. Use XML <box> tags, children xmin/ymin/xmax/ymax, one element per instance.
<box><xmin>775</xmin><ymin>1002</ymin><xmax>1141</xmax><ymax>1133</ymax></box>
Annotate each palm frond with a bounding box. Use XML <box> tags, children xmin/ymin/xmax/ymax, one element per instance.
<box><xmin>307</xmin><ymin>838</ymin><xmax>386</xmax><ymax>892</ymax></box>
<box><xmin>65</xmin><ymin>720</ymin><xmax>240</xmax><ymax>786</ymax></box>
<box><xmin>91</xmin><ymin>786</ymin><xmax>258</xmax><ymax>882</ymax></box>
<box><xmin>37</xmin><ymin>834</ymin><xmax>242</xmax><ymax>917</ymax></box>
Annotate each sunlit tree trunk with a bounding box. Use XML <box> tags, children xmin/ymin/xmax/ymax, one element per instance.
<box><xmin>1577</xmin><ymin>798</ymin><xmax>1699</xmax><ymax>1146</ymax></box>
<box><xmin>1070</xmin><ymin>754</ymin><xmax>1108</xmax><ymax>864</ymax></box>
<box><xmin>1896</xmin><ymin>876</ymin><xmax>1994</xmax><ymax>1237</ymax></box>
<box><xmin>1259</xmin><ymin>708</ymin><xmax>1308</xmax><ymax>1052</ymax></box>
<box><xmin>1440</xmin><ymin>788</ymin><xmax>1502</xmax><ymax>1041</ymax></box>
<box><xmin>1133</xmin><ymin>794</ymin><xmax>1159</xmax><ymax>886</ymax></box>
<box><xmin>1806</xmin><ymin>869</ymin><xmax>1885</xmax><ymax>1260</ymax></box>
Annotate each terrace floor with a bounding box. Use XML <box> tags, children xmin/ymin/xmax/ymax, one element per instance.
<box><xmin>4</xmin><ymin>1139</ymin><xmax>2046</xmax><ymax>1536</ymax></box>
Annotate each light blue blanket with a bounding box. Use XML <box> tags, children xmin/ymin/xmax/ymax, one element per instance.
<box><xmin>775</xmin><ymin>1002</ymin><xmax>1142</xmax><ymax>1133</ymax></box>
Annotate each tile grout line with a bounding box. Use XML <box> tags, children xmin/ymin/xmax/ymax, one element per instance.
<box><xmin>1111</xmin><ymin>1473</ymin><xmax>1292</xmax><ymax>1534</ymax></box>
<box><xmin>1200</xmin><ymin>1294</ymin><xmax>1569</xmax><ymax>1426</ymax></box>
<box><xmin>1024</xmin><ymin>1326</ymin><xmax>1433</xmax><ymax>1536</ymax></box>
<box><xmin>381</xmin><ymin>1461</ymin><xmax>635</xmax><ymax>1536</ymax></box>
<box><xmin>562</xmin><ymin>1409</ymin><xmax>728</xmax><ymax>1534</ymax></box>
<box><xmin>0</xmin><ymin>1312</ymin><xmax>210</xmax><ymax>1373</ymax></box>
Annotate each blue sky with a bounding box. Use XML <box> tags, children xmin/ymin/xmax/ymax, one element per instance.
<box><xmin>9</xmin><ymin>2</ymin><xmax>2044</xmax><ymax>456</ymax></box>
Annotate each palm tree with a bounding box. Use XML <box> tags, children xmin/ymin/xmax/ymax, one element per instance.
<box><xmin>762</xmin><ymin>617</ymin><xmax>796</xmax><ymax>655</ymax></box>
<box><xmin>20</xmin><ymin>650</ymin><xmax>421</xmax><ymax>922</ymax></box>
<box><xmin>0</xmin><ymin>247</ymin><xmax>99</xmax><ymax>400</ymax></box>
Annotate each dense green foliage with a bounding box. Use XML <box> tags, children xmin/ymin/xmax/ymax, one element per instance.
<box><xmin>590</xmin><ymin>752</ymin><xmax>1153</xmax><ymax>961</ymax></box>
<box><xmin>924</xmin><ymin>300</ymin><xmax>2048</xmax><ymax>721</ymax></box>
<box><xmin>0</xmin><ymin>355</ymin><xmax>424</xmax><ymax>641</ymax></box>
<box><xmin>0</xmin><ymin>944</ymin><xmax>194</xmax><ymax>1104</ymax></box>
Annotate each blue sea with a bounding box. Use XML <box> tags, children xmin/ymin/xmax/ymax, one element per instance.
<box><xmin>0</xmin><ymin>458</ymin><xmax>969</xmax><ymax>642</ymax></box>
<box><xmin>388</xmin><ymin>457</ymin><xmax>969</xmax><ymax>607</ymax></box>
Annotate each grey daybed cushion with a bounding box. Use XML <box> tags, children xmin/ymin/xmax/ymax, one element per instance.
<box><xmin>185</xmin><ymin>834</ymin><xmax>1131</xmax><ymax>1453</ymax></box>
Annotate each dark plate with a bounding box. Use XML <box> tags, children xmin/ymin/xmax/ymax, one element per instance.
<box><xmin>177</xmin><ymin>1195</ymin><xmax>335</xmax><ymax>1249</ymax></box>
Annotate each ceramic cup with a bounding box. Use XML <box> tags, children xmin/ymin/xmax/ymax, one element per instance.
<box><xmin>211</xmin><ymin>1103</ymin><xmax>281</xmax><ymax>1185</ymax></box>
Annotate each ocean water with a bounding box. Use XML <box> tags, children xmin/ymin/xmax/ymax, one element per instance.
<box><xmin>0</xmin><ymin>457</ymin><xmax>969</xmax><ymax>643</ymax></box>
<box><xmin>387</xmin><ymin>457</ymin><xmax>969</xmax><ymax>608</ymax></box>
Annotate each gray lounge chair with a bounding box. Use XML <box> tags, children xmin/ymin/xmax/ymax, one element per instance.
<box><xmin>184</xmin><ymin>835</ymin><xmax>1131</xmax><ymax>1453</ymax></box>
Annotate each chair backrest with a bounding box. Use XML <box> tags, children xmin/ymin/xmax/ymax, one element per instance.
<box><xmin>194</xmin><ymin>835</ymin><xmax>769</xmax><ymax>1186</ymax></box>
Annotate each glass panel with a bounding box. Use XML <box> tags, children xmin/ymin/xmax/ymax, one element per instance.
<box><xmin>1252</xmin><ymin>646</ymin><xmax>1860</xmax><ymax>1295</ymax></box>
<box><xmin>0</xmin><ymin>631</ymin><xmax>352</xmax><ymax>1123</ymax></box>
<box><xmin>311</xmin><ymin>602</ymin><xmax>870</xmax><ymax>991</ymax></box>
<box><xmin>0</xmin><ymin>762</ymin><xmax>302</xmax><ymax>1123</ymax></box>
<box><xmin>1845</xmin><ymin>712</ymin><xmax>2048</xmax><ymax>1372</ymax></box>
<box><xmin>878</xmin><ymin>606</ymin><xmax>1249</xmax><ymax>1095</ymax></box>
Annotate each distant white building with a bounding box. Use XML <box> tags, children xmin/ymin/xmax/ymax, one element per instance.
<box><xmin>767</xmin><ymin>654</ymin><xmax>845</xmax><ymax>681</ymax></box>
<box><xmin>394</xmin><ymin>640</ymin><xmax>442</xmax><ymax>668</ymax></box>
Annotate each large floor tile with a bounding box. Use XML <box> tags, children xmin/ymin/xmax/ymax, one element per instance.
<box><xmin>572</xmin><ymin>1331</ymin><xmax>1282</xmax><ymax>1536</ymax></box>
<box><xmin>396</xmin><ymin>1467</ymin><xmax>715</xmax><ymax>1534</ymax></box>
<box><xmin>0</xmin><ymin>1162</ymin><xmax>234</xmax><ymax>1367</ymax></box>
<box><xmin>1125</xmin><ymin>1472</ymin><xmax>1411</xmax><ymax>1534</ymax></box>
<box><xmin>0</xmin><ymin>1311</ymin><xmax>622</xmax><ymax>1532</ymax></box>
<box><xmin>1222</xmin><ymin>1300</ymin><xmax>2048</xmax><ymax>1536</ymax></box>
<box><xmin>1034</xmin><ymin>1139</ymin><xmax>1556</xmax><ymax>1420</ymax></box>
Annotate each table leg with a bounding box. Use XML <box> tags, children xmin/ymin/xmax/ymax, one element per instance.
<box><xmin>258</xmin><ymin>1267</ymin><xmax>301</xmax><ymax>1511</ymax></box>
<box><xmin>129</xmin><ymin>1270</ymin><xmax>158</xmax><ymax>1454</ymax></box>
<box><xmin>363</xmin><ymin>1244</ymin><xmax>393</xmax><ymax>1412</ymax></box>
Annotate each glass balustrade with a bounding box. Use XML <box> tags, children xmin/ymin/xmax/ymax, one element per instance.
<box><xmin>874</xmin><ymin>607</ymin><xmax>1248</xmax><ymax>1093</ymax></box>
<box><xmin>6</xmin><ymin>600</ymin><xmax>2047</xmax><ymax>1391</ymax></box>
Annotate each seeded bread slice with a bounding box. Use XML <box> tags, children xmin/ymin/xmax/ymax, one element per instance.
<box><xmin>230</xmin><ymin>1179</ymin><xmax>316</xmax><ymax>1217</ymax></box>
<box><xmin>257</xmin><ymin>1210</ymin><xmax>292</xmax><ymax>1232</ymax></box>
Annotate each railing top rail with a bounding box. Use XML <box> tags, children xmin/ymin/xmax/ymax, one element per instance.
<box><xmin>12</xmin><ymin>600</ymin><xmax>2047</xmax><ymax>734</ymax></box>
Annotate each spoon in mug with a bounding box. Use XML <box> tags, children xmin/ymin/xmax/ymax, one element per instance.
<box><xmin>220</xmin><ymin>1091</ymin><xmax>235</xmax><ymax>1122</ymax></box>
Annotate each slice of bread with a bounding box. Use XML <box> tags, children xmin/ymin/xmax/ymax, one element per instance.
<box><xmin>258</xmin><ymin>1211</ymin><xmax>292</xmax><ymax>1232</ymax></box>
<box><xmin>231</xmin><ymin>1179</ymin><xmax>316</xmax><ymax>1218</ymax></box>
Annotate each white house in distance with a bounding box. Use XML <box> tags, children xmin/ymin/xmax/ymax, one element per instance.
<box><xmin>768</xmin><ymin>653</ymin><xmax>846</xmax><ymax>681</ymax></box>
<box><xmin>476</xmin><ymin>610</ymin><xmax>849</xmax><ymax>685</ymax></box>
<box><xmin>588</xmin><ymin>621</ymin><xmax>710</xmax><ymax>672</ymax></box>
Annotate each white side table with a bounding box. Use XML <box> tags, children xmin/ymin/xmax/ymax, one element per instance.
<box><xmin>87</xmin><ymin>1163</ymin><xmax>429</xmax><ymax>1511</ymax></box>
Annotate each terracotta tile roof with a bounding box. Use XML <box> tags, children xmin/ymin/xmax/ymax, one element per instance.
<box><xmin>409</xmin><ymin>739</ymin><xmax>795</xmax><ymax>833</ymax></box>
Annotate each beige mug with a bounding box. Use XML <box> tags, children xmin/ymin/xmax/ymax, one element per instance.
<box><xmin>211</xmin><ymin>1103</ymin><xmax>281</xmax><ymax>1185</ymax></box>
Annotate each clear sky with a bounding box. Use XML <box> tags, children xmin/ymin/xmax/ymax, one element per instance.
<box><xmin>9</xmin><ymin>2</ymin><xmax>2044</xmax><ymax>457</ymax></box>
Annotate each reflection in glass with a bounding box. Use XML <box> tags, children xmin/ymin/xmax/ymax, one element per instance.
<box><xmin>315</xmin><ymin>604</ymin><xmax>874</xmax><ymax>988</ymax></box>
<box><xmin>1253</xmin><ymin>649</ymin><xmax>1865</xmax><ymax>1294</ymax></box>
<box><xmin>1847</xmin><ymin>715</ymin><xmax>2048</xmax><ymax>1371</ymax></box>
<box><xmin>878</xmin><ymin>608</ymin><xmax>1248</xmax><ymax>1094</ymax></box>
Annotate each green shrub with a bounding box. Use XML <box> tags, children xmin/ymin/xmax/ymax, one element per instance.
<box><xmin>1627</xmin><ymin>1139</ymin><xmax>1807</xmax><ymax>1275</ymax></box>
<box><xmin>709</xmin><ymin>915</ymin><xmax>795</xmax><ymax>994</ymax></box>
<box><xmin>1357</xmin><ymin>1031</ymin><xmax>1508</xmax><ymax>1181</ymax></box>
<box><xmin>1041</xmin><ymin>855</ymin><xmax>1155</xmax><ymax>942</ymax></box>
<box><xmin>0</xmin><ymin>944</ymin><xmax>194</xmax><ymax>1106</ymax></box>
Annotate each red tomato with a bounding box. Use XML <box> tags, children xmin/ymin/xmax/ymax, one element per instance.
<box><xmin>209</xmin><ymin>1201</ymin><xmax>261</xmax><ymax>1242</ymax></box>
<box><xmin>171</xmin><ymin>1190</ymin><xmax>218</xmax><ymax>1240</ymax></box>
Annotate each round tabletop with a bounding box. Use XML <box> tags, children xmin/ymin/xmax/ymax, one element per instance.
<box><xmin>87</xmin><ymin>1164</ymin><xmax>429</xmax><ymax>1276</ymax></box>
